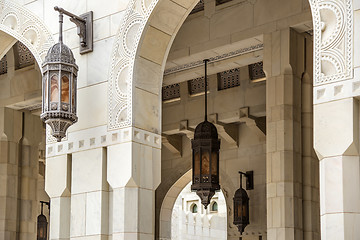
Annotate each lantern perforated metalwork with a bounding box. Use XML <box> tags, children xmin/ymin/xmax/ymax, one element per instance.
<box><xmin>41</xmin><ymin>11</ymin><xmax>78</xmax><ymax>142</ymax></box>
<box><xmin>233</xmin><ymin>171</ymin><xmax>252</xmax><ymax>234</ymax></box>
<box><xmin>191</xmin><ymin>59</ymin><xmax>221</xmax><ymax>209</ymax></box>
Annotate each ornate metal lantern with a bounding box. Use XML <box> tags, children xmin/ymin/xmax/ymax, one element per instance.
<box><xmin>41</xmin><ymin>9</ymin><xmax>79</xmax><ymax>141</ymax></box>
<box><xmin>191</xmin><ymin>59</ymin><xmax>221</xmax><ymax>209</ymax></box>
<box><xmin>233</xmin><ymin>171</ymin><xmax>253</xmax><ymax>234</ymax></box>
<box><xmin>41</xmin><ymin>7</ymin><xmax>92</xmax><ymax>141</ymax></box>
<box><xmin>37</xmin><ymin>201</ymin><xmax>50</xmax><ymax>240</ymax></box>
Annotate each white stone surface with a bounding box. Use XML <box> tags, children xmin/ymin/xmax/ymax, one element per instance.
<box><xmin>72</xmin><ymin>148</ymin><xmax>107</xmax><ymax>194</ymax></box>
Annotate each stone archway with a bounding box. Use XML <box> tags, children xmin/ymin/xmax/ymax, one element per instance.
<box><xmin>108</xmin><ymin>0</ymin><xmax>354</xmax><ymax>131</ymax></box>
<box><xmin>0</xmin><ymin>0</ymin><xmax>54</xmax><ymax>68</ymax></box>
<box><xmin>107</xmin><ymin>0</ymin><xmax>356</xmax><ymax>239</ymax></box>
<box><xmin>158</xmin><ymin>169</ymin><xmax>235</xmax><ymax>240</ymax></box>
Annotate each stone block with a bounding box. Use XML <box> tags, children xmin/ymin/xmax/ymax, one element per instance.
<box><xmin>133</xmin><ymin>57</ymin><xmax>162</xmax><ymax>95</ymax></box>
<box><xmin>70</xmin><ymin>82</ymin><xmax>108</xmax><ymax>132</ymax></box>
<box><xmin>85</xmin><ymin>191</ymin><xmax>109</xmax><ymax>236</ymax></box>
<box><xmin>150</xmin><ymin>0</ymin><xmax>186</xmax><ymax>35</ymax></box>
<box><xmin>45</xmin><ymin>155</ymin><xmax>71</xmax><ymax>198</ymax></box>
<box><xmin>139</xmin><ymin>26</ymin><xmax>171</xmax><ymax>65</ymax></box>
<box><xmin>70</xmin><ymin>193</ymin><xmax>86</xmax><ymax>237</ymax></box>
<box><xmin>314</xmin><ymin>98</ymin><xmax>359</xmax><ymax>160</ymax></box>
<box><xmin>72</xmin><ymin>148</ymin><xmax>107</xmax><ymax>194</ymax></box>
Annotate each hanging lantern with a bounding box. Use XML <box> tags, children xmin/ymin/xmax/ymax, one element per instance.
<box><xmin>40</xmin><ymin>10</ymin><xmax>78</xmax><ymax>141</ymax></box>
<box><xmin>191</xmin><ymin>59</ymin><xmax>221</xmax><ymax>209</ymax></box>
<box><xmin>37</xmin><ymin>201</ymin><xmax>50</xmax><ymax>240</ymax></box>
<box><xmin>233</xmin><ymin>171</ymin><xmax>253</xmax><ymax>234</ymax></box>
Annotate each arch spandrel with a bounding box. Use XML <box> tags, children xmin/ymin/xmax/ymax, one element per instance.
<box><xmin>0</xmin><ymin>0</ymin><xmax>55</xmax><ymax>71</ymax></box>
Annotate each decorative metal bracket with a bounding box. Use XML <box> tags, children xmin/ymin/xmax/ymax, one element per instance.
<box><xmin>239</xmin><ymin>171</ymin><xmax>254</xmax><ymax>190</ymax></box>
<box><xmin>54</xmin><ymin>6</ymin><xmax>93</xmax><ymax>54</ymax></box>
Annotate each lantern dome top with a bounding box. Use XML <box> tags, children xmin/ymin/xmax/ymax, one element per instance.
<box><xmin>44</xmin><ymin>42</ymin><xmax>76</xmax><ymax>65</ymax></box>
<box><xmin>194</xmin><ymin>120</ymin><xmax>218</xmax><ymax>139</ymax></box>
<box><xmin>234</xmin><ymin>187</ymin><xmax>249</xmax><ymax>199</ymax></box>
<box><xmin>37</xmin><ymin>213</ymin><xmax>47</xmax><ymax>223</ymax></box>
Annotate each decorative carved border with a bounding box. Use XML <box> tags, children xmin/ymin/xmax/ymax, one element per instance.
<box><xmin>108</xmin><ymin>0</ymin><xmax>354</xmax><ymax>130</ymax></box>
<box><xmin>164</xmin><ymin>44</ymin><xmax>263</xmax><ymax>76</ymax></box>
<box><xmin>309</xmin><ymin>0</ymin><xmax>353</xmax><ymax>86</ymax></box>
<box><xmin>0</xmin><ymin>0</ymin><xmax>55</xmax><ymax>70</ymax></box>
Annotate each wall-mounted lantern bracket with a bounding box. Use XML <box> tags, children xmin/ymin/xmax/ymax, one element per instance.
<box><xmin>239</xmin><ymin>171</ymin><xmax>254</xmax><ymax>190</ymax></box>
<box><xmin>54</xmin><ymin>6</ymin><xmax>93</xmax><ymax>54</ymax></box>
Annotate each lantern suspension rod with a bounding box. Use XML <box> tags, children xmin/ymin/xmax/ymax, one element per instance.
<box><xmin>204</xmin><ymin>59</ymin><xmax>209</xmax><ymax>121</ymax></box>
<box><xmin>40</xmin><ymin>201</ymin><xmax>50</xmax><ymax>214</ymax></box>
<box><xmin>58</xmin><ymin>11</ymin><xmax>63</xmax><ymax>43</ymax></box>
<box><xmin>54</xmin><ymin>6</ymin><xmax>86</xmax><ymax>23</ymax></box>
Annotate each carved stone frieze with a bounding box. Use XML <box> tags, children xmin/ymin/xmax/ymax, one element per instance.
<box><xmin>310</xmin><ymin>0</ymin><xmax>353</xmax><ymax>85</ymax></box>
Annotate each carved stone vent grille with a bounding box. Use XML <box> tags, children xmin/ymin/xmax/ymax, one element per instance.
<box><xmin>189</xmin><ymin>77</ymin><xmax>209</xmax><ymax>95</ymax></box>
<box><xmin>15</xmin><ymin>41</ymin><xmax>35</xmax><ymax>69</ymax></box>
<box><xmin>0</xmin><ymin>55</ymin><xmax>7</xmax><ymax>75</ymax></box>
<box><xmin>216</xmin><ymin>0</ymin><xmax>233</xmax><ymax>5</ymax></box>
<box><xmin>162</xmin><ymin>83</ymin><xmax>180</xmax><ymax>101</ymax></box>
<box><xmin>190</xmin><ymin>0</ymin><xmax>204</xmax><ymax>14</ymax></box>
<box><xmin>218</xmin><ymin>67</ymin><xmax>240</xmax><ymax>90</ymax></box>
<box><xmin>249</xmin><ymin>61</ymin><xmax>266</xmax><ymax>81</ymax></box>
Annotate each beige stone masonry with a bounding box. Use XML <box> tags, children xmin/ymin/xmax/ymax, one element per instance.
<box><xmin>264</xmin><ymin>28</ymin><xmax>317</xmax><ymax>240</ymax></box>
<box><xmin>314</xmin><ymin>98</ymin><xmax>360</xmax><ymax>240</ymax></box>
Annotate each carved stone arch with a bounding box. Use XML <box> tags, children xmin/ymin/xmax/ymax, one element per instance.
<box><xmin>158</xmin><ymin>169</ymin><xmax>233</xmax><ymax>240</ymax></box>
<box><xmin>108</xmin><ymin>0</ymin><xmax>354</xmax><ymax>130</ymax></box>
<box><xmin>0</xmin><ymin>0</ymin><xmax>55</xmax><ymax>71</ymax></box>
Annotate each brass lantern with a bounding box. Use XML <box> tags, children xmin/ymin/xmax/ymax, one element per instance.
<box><xmin>40</xmin><ymin>11</ymin><xmax>78</xmax><ymax>141</ymax></box>
<box><xmin>37</xmin><ymin>201</ymin><xmax>49</xmax><ymax>240</ymax></box>
<box><xmin>233</xmin><ymin>171</ymin><xmax>253</xmax><ymax>234</ymax></box>
<box><xmin>191</xmin><ymin>59</ymin><xmax>221</xmax><ymax>209</ymax></box>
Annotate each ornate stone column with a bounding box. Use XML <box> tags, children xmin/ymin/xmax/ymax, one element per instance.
<box><xmin>0</xmin><ymin>108</ymin><xmax>22</xmax><ymax>240</ymax></box>
<box><xmin>45</xmin><ymin>154</ymin><xmax>71</xmax><ymax>240</ymax></box>
<box><xmin>314</xmin><ymin>98</ymin><xmax>360</xmax><ymax>239</ymax></box>
<box><xmin>311</xmin><ymin>1</ymin><xmax>359</xmax><ymax>239</ymax></box>
<box><xmin>264</xmin><ymin>28</ymin><xmax>305</xmax><ymax>240</ymax></box>
<box><xmin>0</xmin><ymin>109</ymin><xmax>43</xmax><ymax>240</ymax></box>
<box><xmin>107</xmin><ymin>127</ymin><xmax>161</xmax><ymax>240</ymax></box>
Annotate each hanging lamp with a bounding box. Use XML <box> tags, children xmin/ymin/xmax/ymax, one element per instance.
<box><xmin>191</xmin><ymin>59</ymin><xmax>221</xmax><ymax>209</ymax></box>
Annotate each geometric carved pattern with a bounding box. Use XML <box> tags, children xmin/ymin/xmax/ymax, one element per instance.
<box><xmin>164</xmin><ymin>44</ymin><xmax>263</xmax><ymax>76</ymax></box>
<box><xmin>248</xmin><ymin>62</ymin><xmax>266</xmax><ymax>81</ymax></box>
<box><xmin>310</xmin><ymin>0</ymin><xmax>353</xmax><ymax>85</ymax></box>
<box><xmin>0</xmin><ymin>0</ymin><xmax>55</xmax><ymax>70</ymax></box>
<box><xmin>108</xmin><ymin>0</ymin><xmax>354</xmax><ymax>131</ymax></box>
<box><xmin>14</xmin><ymin>41</ymin><xmax>35</xmax><ymax>69</ymax></box>
<box><xmin>0</xmin><ymin>55</ymin><xmax>7</xmax><ymax>75</ymax></box>
<box><xmin>162</xmin><ymin>83</ymin><xmax>180</xmax><ymax>101</ymax></box>
<box><xmin>218</xmin><ymin>68</ymin><xmax>240</xmax><ymax>90</ymax></box>
<box><xmin>188</xmin><ymin>77</ymin><xmax>207</xmax><ymax>95</ymax></box>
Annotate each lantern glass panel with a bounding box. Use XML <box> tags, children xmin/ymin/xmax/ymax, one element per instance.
<box><xmin>72</xmin><ymin>78</ymin><xmax>75</xmax><ymax>110</ymax></box>
<box><xmin>61</xmin><ymin>75</ymin><xmax>70</xmax><ymax>103</ymax></box>
<box><xmin>211</xmin><ymin>151</ymin><xmax>217</xmax><ymax>175</ymax></box>
<box><xmin>201</xmin><ymin>149</ymin><xmax>210</xmax><ymax>175</ymax></box>
<box><xmin>38</xmin><ymin>226</ymin><xmax>45</xmax><ymax>238</ymax></box>
<box><xmin>194</xmin><ymin>149</ymin><xmax>200</xmax><ymax>175</ymax></box>
<box><xmin>50</xmin><ymin>74</ymin><xmax>59</xmax><ymax>102</ymax></box>
<box><xmin>43</xmin><ymin>77</ymin><xmax>48</xmax><ymax>107</ymax></box>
